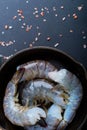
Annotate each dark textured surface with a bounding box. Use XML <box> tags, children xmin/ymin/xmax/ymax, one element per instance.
<box><xmin>0</xmin><ymin>0</ymin><xmax>87</xmax><ymax>68</ymax></box>
<box><xmin>0</xmin><ymin>0</ymin><xmax>87</xmax><ymax>130</ymax></box>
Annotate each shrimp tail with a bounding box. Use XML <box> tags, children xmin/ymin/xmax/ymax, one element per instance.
<box><xmin>37</xmin><ymin>117</ymin><xmax>47</xmax><ymax>127</ymax></box>
<box><xmin>57</xmin><ymin>120</ymin><xmax>68</xmax><ymax>130</ymax></box>
<box><xmin>57</xmin><ymin>107</ymin><xmax>75</xmax><ymax>130</ymax></box>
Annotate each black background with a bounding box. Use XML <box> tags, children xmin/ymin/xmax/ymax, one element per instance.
<box><xmin>0</xmin><ymin>0</ymin><xmax>87</xmax><ymax>129</ymax></box>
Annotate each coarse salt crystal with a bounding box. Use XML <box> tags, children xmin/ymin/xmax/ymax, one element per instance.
<box><xmin>53</xmin><ymin>6</ymin><xmax>56</xmax><ymax>11</ymax></box>
<box><xmin>77</xmin><ymin>6</ymin><xmax>83</xmax><ymax>11</ymax></box>
<box><xmin>59</xmin><ymin>34</ymin><xmax>63</xmax><ymax>37</ymax></box>
<box><xmin>5</xmin><ymin>25</ymin><xmax>9</xmax><ymax>30</ymax></box>
<box><xmin>40</xmin><ymin>12</ymin><xmax>44</xmax><ymax>16</ymax></box>
<box><xmin>38</xmin><ymin>32</ymin><xmax>41</xmax><ymax>36</ymax></box>
<box><xmin>21</xmin><ymin>26</ymin><xmax>25</xmax><ymax>29</ymax></box>
<box><xmin>24</xmin><ymin>42</ymin><xmax>27</xmax><ymax>45</ymax></box>
<box><xmin>13</xmin><ymin>16</ymin><xmax>17</xmax><ymax>20</ymax></box>
<box><xmin>6</xmin><ymin>6</ymin><xmax>8</xmax><ymax>10</ymax></box>
<box><xmin>23</xmin><ymin>23</ymin><xmax>26</xmax><ymax>26</ymax></box>
<box><xmin>47</xmin><ymin>37</ymin><xmax>51</xmax><ymax>41</ymax></box>
<box><xmin>26</xmin><ymin>0</ymin><xmax>29</xmax><ymax>3</ymax></box>
<box><xmin>35</xmin><ymin>10</ymin><xmax>38</xmax><ymax>14</ymax></box>
<box><xmin>62</xmin><ymin>17</ymin><xmax>66</xmax><ymax>21</ymax></box>
<box><xmin>68</xmin><ymin>14</ymin><xmax>70</xmax><ymax>17</ymax></box>
<box><xmin>43</xmin><ymin>19</ymin><xmax>47</xmax><ymax>22</ymax></box>
<box><xmin>36</xmin><ymin>26</ymin><xmax>39</xmax><ymax>29</ymax></box>
<box><xmin>29</xmin><ymin>44</ymin><xmax>33</xmax><ymax>47</ymax></box>
<box><xmin>83</xmin><ymin>44</ymin><xmax>87</xmax><ymax>48</ymax></box>
<box><xmin>17</xmin><ymin>9</ymin><xmax>23</xmax><ymax>14</ymax></box>
<box><xmin>82</xmin><ymin>31</ymin><xmax>85</xmax><ymax>34</ymax></box>
<box><xmin>47</xmin><ymin>11</ymin><xmax>49</xmax><ymax>13</ymax></box>
<box><xmin>83</xmin><ymin>36</ymin><xmax>86</xmax><ymax>39</ymax></box>
<box><xmin>13</xmin><ymin>40</ymin><xmax>16</xmax><ymax>43</ymax></box>
<box><xmin>35</xmin><ymin>14</ymin><xmax>39</xmax><ymax>18</ymax></box>
<box><xmin>19</xmin><ymin>18</ymin><xmax>22</xmax><ymax>21</ymax></box>
<box><xmin>61</xmin><ymin>6</ymin><xmax>64</xmax><ymax>9</ymax></box>
<box><xmin>34</xmin><ymin>8</ymin><xmax>38</xmax><ymax>11</ymax></box>
<box><xmin>73</xmin><ymin>13</ymin><xmax>78</xmax><ymax>19</ymax></box>
<box><xmin>14</xmin><ymin>49</ymin><xmax>17</xmax><ymax>52</ymax></box>
<box><xmin>41</xmin><ymin>8</ymin><xmax>44</xmax><ymax>11</ymax></box>
<box><xmin>55</xmin><ymin>14</ymin><xmax>58</xmax><ymax>17</ymax></box>
<box><xmin>54</xmin><ymin>43</ymin><xmax>59</xmax><ymax>47</ymax></box>
<box><xmin>44</xmin><ymin>7</ymin><xmax>48</xmax><ymax>10</ymax></box>
<box><xmin>1</xmin><ymin>31</ymin><xmax>5</xmax><ymax>35</ymax></box>
<box><xmin>32</xmin><ymin>41</ymin><xmax>35</xmax><ymax>44</ymax></box>
<box><xmin>35</xmin><ymin>37</ymin><xmax>38</xmax><ymax>41</ymax></box>
<box><xmin>70</xmin><ymin>29</ymin><xmax>73</xmax><ymax>33</ymax></box>
<box><xmin>9</xmin><ymin>26</ymin><xmax>13</xmax><ymax>29</ymax></box>
<box><xmin>21</xmin><ymin>15</ymin><xmax>25</xmax><ymax>19</ymax></box>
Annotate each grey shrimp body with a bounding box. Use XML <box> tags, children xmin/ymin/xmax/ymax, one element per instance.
<box><xmin>22</xmin><ymin>79</ymin><xmax>64</xmax><ymax>130</ymax></box>
<box><xmin>17</xmin><ymin>60</ymin><xmax>57</xmax><ymax>82</ymax></box>
<box><xmin>20</xmin><ymin>79</ymin><xmax>66</xmax><ymax>107</ymax></box>
<box><xmin>3</xmin><ymin>70</ymin><xmax>46</xmax><ymax>127</ymax></box>
<box><xmin>3</xmin><ymin>60</ymin><xmax>65</xmax><ymax>128</ymax></box>
<box><xmin>48</xmin><ymin>69</ymin><xmax>83</xmax><ymax>130</ymax></box>
<box><xmin>25</xmin><ymin>104</ymin><xmax>62</xmax><ymax>130</ymax></box>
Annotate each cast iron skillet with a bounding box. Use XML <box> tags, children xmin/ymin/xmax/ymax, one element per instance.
<box><xmin>0</xmin><ymin>46</ymin><xmax>87</xmax><ymax>130</ymax></box>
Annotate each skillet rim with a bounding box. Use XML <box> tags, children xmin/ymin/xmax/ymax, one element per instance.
<box><xmin>0</xmin><ymin>46</ymin><xmax>87</xmax><ymax>74</ymax></box>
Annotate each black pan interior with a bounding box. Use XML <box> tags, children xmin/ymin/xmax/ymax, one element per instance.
<box><xmin>0</xmin><ymin>46</ymin><xmax>87</xmax><ymax>130</ymax></box>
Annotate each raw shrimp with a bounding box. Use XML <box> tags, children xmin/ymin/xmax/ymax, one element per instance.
<box><xmin>16</xmin><ymin>60</ymin><xmax>57</xmax><ymax>82</ymax></box>
<box><xmin>45</xmin><ymin>104</ymin><xmax>62</xmax><ymax>130</ymax></box>
<box><xmin>19</xmin><ymin>79</ymin><xmax>66</xmax><ymax>107</ymax></box>
<box><xmin>48</xmin><ymin>69</ymin><xmax>83</xmax><ymax>130</ymax></box>
<box><xmin>24</xmin><ymin>104</ymin><xmax>62</xmax><ymax>130</ymax></box>
<box><xmin>21</xmin><ymin>79</ymin><xmax>64</xmax><ymax>130</ymax></box>
<box><xmin>3</xmin><ymin>60</ymin><xmax>66</xmax><ymax>128</ymax></box>
<box><xmin>3</xmin><ymin>69</ymin><xmax>46</xmax><ymax>127</ymax></box>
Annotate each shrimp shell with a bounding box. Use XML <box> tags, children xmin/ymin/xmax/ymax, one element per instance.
<box><xmin>17</xmin><ymin>60</ymin><xmax>57</xmax><ymax>82</ymax></box>
<box><xmin>24</xmin><ymin>104</ymin><xmax>63</xmax><ymax>130</ymax></box>
<box><xmin>3</xmin><ymin>69</ymin><xmax>46</xmax><ymax>127</ymax></box>
<box><xmin>3</xmin><ymin>60</ymin><xmax>62</xmax><ymax>128</ymax></box>
<box><xmin>19</xmin><ymin>79</ymin><xmax>66</xmax><ymax>107</ymax></box>
<box><xmin>48</xmin><ymin>68</ymin><xmax>83</xmax><ymax>130</ymax></box>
